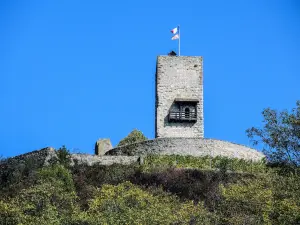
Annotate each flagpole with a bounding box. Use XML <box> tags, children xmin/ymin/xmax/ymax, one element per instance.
<box><xmin>178</xmin><ymin>25</ymin><xmax>180</xmax><ymax>56</ymax></box>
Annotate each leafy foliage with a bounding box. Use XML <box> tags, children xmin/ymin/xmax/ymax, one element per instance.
<box><xmin>220</xmin><ymin>176</ymin><xmax>273</xmax><ymax>224</ymax></box>
<box><xmin>117</xmin><ymin>129</ymin><xmax>148</xmax><ymax>147</ymax></box>
<box><xmin>0</xmin><ymin>165</ymin><xmax>83</xmax><ymax>225</ymax></box>
<box><xmin>1</xmin><ymin>144</ymin><xmax>300</xmax><ymax>225</ymax></box>
<box><xmin>72</xmin><ymin>163</ymin><xmax>140</xmax><ymax>209</ymax></box>
<box><xmin>56</xmin><ymin>145</ymin><xmax>71</xmax><ymax>167</ymax></box>
<box><xmin>86</xmin><ymin>181</ymin><xmax>215</xmax><ymax>225</ymax></box>
<box><xmin>247</xmin><ymin>100</ymin><xmax>300</xmax><ymax>166</ymax></box>
<box><xmin>142</xmin><ymin>154</ymin><xmax>267</xmax><ymax>173</ymax></box>
<box><xmin>0</xmin><ymin>157</ymin><xmax>40</xmax><ymax>198</ymax></box>
<box><xmin>219</xmin><ymin>172</ymin><xmax>300</xmax><ymax>225</ymax></box>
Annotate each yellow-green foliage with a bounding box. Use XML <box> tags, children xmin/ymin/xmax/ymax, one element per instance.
<box><xmin>0</xmin><ymin>200</ymin><xmax>22</xmax><ymax>225</ymax></box>
<box><xmin>220</xmin><ymin>176</ymin><xmax>273</xmax><ymax>225</ymax></box>
<box><xmin>86</xmin><ymin>181</ymin><xmax>216</xmax><ymax>225</ymax></box>
<box><xmin>219</xmin><ymin>173</ymin><xmax>300</xmax><ymax>225</ymax></box>
<box><xmin>1</xmin><ymin>155</ymin><xmax>299</xmax><ymax>225</ymax></box>
<box><xmin>117</xmin><ymin>129</ymin><xmax>148</xmax><ymax>147</ymax></box>
<box><xmin>0</xmin><ymin>165</ymin><xmax>82</xmax><ymax>225</ymax></box>
<box><xmin>270</xmin><ymin>173</ymin><xmax>300</xmax><ymax>225</ymax></box>
<box><xmin>142</xmin><ymin>154</ymin><xmax>267</xmax><ymax>173</ymax></box>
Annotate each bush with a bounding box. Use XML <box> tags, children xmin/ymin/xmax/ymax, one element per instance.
<box><xmin>219</xmin><ymin>176</ymin><xmax>273</xmax><ymax>224</ymax></box>
<box><xmin>218</xmin><ymin>172</ymin><xmax>300</xmax><ymax>225</ymax></box>
<box><xmin>0</xmin><ymin>165</ymin><xmax>82</xmax><ymax>225</ymax></box>
<box><xmin>71</xmin><ymin>163</ymin><xmax>140</xmax><ymax>209</ymax></box>
<box><xmin>0</xmin><ymin>200</ymin><xmax>22</xmax><ymax>225</ymax></box>
<box><xmin>86</xmin><ymin>181</ymin><xmax>216</xmax><ymax>224</ymax></box>
<box><xmin>117</xmin><ymin>129</ymin><xmax>148</xmax><ymax>147</ymax></box>
<box><xmin>141</xmin><ymin>155</ymin><xmax>267</xmax><ymax>174</ymax></box>
<box><xmin>0</xmin><ymin>157</ymin><xmax>41</xmax><ymax>198</ymax></box>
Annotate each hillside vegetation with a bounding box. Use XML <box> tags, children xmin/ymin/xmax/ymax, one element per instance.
<box><xmin>0</xmin><ymin>149</ymin><xmax>299</xmax><ymax>225</ymax></box>
<box><xmin>0</xmin><ymin>101</ymin><xmax>299</xmax><ymax>224</ymax></box>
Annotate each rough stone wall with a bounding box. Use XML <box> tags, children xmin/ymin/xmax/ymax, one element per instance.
<box><xmin>0</xmin><ymin>147</ymin><xmax>58</xmax><ymax>178</ymax></box>
<box><xmin>156</xmin><ymin>56</ymin><xmax>204</xmax><ymax>138</ymax></box>
<box><xmin>0</xmin><ymin>147</ymin><xmax>58</xmax><ymax>167</ymax></box>
<box><xmin>0</xmin><ymin>147</ymin><xmax>140</xmax><ymax>168</ymax></box>
<box><xmin>106</xmin><ymin>138</ymin><xmax>265</xmax><ymax>162</ymax></box>
<box><xmin>94</xmin><ymin>139</ymin><xmax>113</xmax><ymax>156</ymax></box>
<box><xmin>71</xmin><ymin>154</ymin><xmax>139</xmax><ymax>166</ymax></box>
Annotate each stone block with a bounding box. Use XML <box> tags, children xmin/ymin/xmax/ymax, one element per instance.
<box><xmin>95</xmin><ymin>139</ymin><xmax>113</xmax><ymax>156</ymax></box>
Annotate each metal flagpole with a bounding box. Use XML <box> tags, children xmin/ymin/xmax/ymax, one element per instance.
<box><xmin>178</xmin><ymin>25</ymin><xmax>180</xmax><ymax>56</ymax></box>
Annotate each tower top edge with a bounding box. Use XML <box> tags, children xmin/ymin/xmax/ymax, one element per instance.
<box><xmin>157</xmin><ymin>55</ymin><xmax>202</xmax><ymax>58</ymax></box>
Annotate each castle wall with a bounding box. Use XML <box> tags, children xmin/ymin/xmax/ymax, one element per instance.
<box><xmin>156</xmin><ymin>56</ymin><xmax>204</xmax><ymax>138</ymax></box>
<box><xmin>70</xmin><ymin>154</ymin><xmax>139</xmax><ymax>166</ymax></box>
<box><xmin>0</xmin><ymin>147</ymin><xmax>58</xmax><ymax>167</ymax></box>
<box><xmin>0</xmin><ymin>147</ymin><xmax>58</xmax><ymax>178</ymax></box>
<box><xmin>106</xmin><ymin>138</ymin><xmax>265</xmax><ymax>162</ymax></box>
<box><xmin>0</xmin><ymin>147</ymin><xmax>140</xmax><ymax>168</ymax></box>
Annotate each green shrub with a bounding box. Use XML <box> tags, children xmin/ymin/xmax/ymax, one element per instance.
<box><xmin>219</xmin><ymin>172</ymin><xmax>300</xmax><ymax>225</ymax></box>
<box><xmin>0</xmin><ymin>200</ymin><xmax>22</xmax><ymax>225</ymax></box>
<box><xmin>72</xmin><ymin>163</ymin><xmax>140</xmax><ymax>209</ymax></box>
<box><xmin>141</xmin><ymin>154</ymin><xmax>267</xmax><ymax>173</ymax></box>
<box><xmin>270</xmin><ymin>172</ymin><xmax>300</xmax><ymax>224</ymax></box>
<box><xmin>219</xmin><ymin>176</ymin><xmax>273</xmax><ymax>224</ymax></box>
<box><xmin>117</xmin><ymin>129</ymin><xmax>148</xmax><ymax>147</ymax></box>
<box><xmin>0</xmin><ymin>165</ymin><xmax>82</xmax><ymax>225</ymax></box>
<box><xmin>0</xmin><ymin>157</ymin><xmax>41</xmax><ymax>198</ymax></box>
<box><xmin>86</xmin><ymin>181</ymin><xmax>216</xmax><ymax>225</ymax></box>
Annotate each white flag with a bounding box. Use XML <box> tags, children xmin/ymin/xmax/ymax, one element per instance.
<box><xmin>171</xmin><ymin>34</ymin><xmax>179</xmax><ymax>40</ymax></box>
<box><xmin>171</xmin><ymin>27</ymin><xmax>178</xmax><ymax>34</ymax></box>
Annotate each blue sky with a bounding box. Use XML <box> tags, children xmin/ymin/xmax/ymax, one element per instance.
<box><xmin>0</xmin><ymin>0</ymin><xmax>299</xmax><ymax>157</ymax></box>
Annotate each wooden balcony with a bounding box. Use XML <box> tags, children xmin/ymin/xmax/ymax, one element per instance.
<box><xmin>169</xmin><ymin>111</ymin><xmax>197</xmax><ymax>122</ymax></box>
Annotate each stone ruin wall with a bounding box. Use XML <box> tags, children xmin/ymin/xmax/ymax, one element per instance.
<box><xmin>106</xmin><ymin>138</ymin><xmax>264</xmax><ymax>162</ymax></box>
<box><xmin>0</xmin><ymin>147</ymin><xmax>140</xmax><ymax>168</ymax></box>
<box><xmin>1</xmin><ymin>138</ymin><xmax>264</xmax><ymax>170</ymax></box>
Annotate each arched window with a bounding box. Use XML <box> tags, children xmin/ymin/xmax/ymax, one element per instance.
<box><xmin>185</xmin><ymin>107</ymin><xmax>190</xmax><ymax>118</ymax></box>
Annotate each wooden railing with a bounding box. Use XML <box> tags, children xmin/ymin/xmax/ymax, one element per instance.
<box><xmin>169</xmin><ymin>111</ymin><xmax>197</xmax><ymax>121</ymax></box>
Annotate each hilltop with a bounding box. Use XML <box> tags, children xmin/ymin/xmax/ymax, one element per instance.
<box><xmin>1</xmin><ymin>101</ymin><xmax>299</xmax><ymax>224</ymax></box>
<box><xmin>0</xmin><ymin>144</ymin><xmax>299</xmax><ymax>225</ymax></box>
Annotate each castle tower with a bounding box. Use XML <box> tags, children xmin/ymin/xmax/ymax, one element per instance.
<box><xmin>155</xmin><ymin>56</ymin><xmax>204</xmax><ymax>138</ymax></box>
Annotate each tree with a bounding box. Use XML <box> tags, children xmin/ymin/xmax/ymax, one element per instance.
<box><xmin>56</xmin><ymin>145</ymin><xmax>71</xmax><ymax>167</ymax></box>
<box><xmin>117</xmin><ymin>129</ymin><xmax>148</xmax><ymax>147</ymax></box>
<box><xmin>246</xmin><ymin>100</ymin><xmax>300</xmax><ymax>166</ymax></box>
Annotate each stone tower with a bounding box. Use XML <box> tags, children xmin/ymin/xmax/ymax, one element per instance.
<box><xmin>155</xmin><ymin>56</ymin><xmax>203</xmax><ymax>138</ymax></box>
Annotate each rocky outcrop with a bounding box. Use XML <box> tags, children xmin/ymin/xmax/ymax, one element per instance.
<box><xmin>106</xmin><ymin>138</ymin><xmax>265</xmax><ymax>162</ymax></box>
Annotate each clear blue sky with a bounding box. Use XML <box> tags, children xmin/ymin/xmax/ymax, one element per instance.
<box><xmin>0</xmin><ymin>0</ymin><xmax>299</xmax><ymax>157</ymax></box>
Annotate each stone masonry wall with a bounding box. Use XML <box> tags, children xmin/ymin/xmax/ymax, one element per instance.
<box><xmin>0</xmin><ymin>147</ymin><xmax>140</xmax><ymax>169</ymax></box>
<box><xmin>106</xmin><ymin>138</ymin><xmax>265</xmax><ymax>162</ymax></box>
<box><xmin>0</xmin><ymin>147</ymin><xmax>58</xmax><ymax>177</ymax></box>
<box><xmin>70</xmin><ymin>154</ymin><xmax>139</xmax><ymax>166</ymax></box>
<box><xmin>0</xmin><ymin>147</ymin><xmax>58</xmax><ymax>167</ymax></box>
<box><xmin>156</xmin><ymin>56</ymin><xmax>204</xmax><ymax>138</ymax></box>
